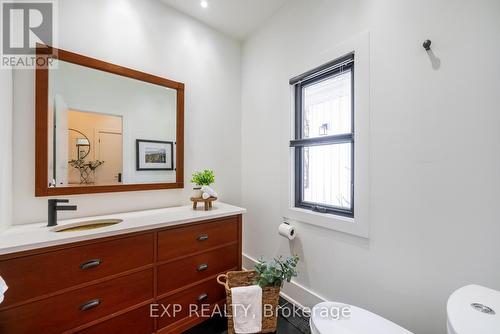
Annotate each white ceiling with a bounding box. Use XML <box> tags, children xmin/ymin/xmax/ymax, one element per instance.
<box><xmin>161</xmin><ymin>0</ymin><xmax>290</xmax><ymax>40</ymax></box>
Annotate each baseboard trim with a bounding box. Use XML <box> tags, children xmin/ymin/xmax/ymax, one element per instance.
<box><xmin>242</xmin><ymin>253</ymin><xmax>327</xmax><ymax>309</ymax></box>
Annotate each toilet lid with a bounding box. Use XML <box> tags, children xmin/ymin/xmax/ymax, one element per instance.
<box><xmin>310</xmin><ymin>302</ymin><xmax>413</xmax><ymax>334</ymax></box>
<box><xmin>447</xmin><ymin>285</ymin><xmax>500</xmax><ymax>334</ymax></box>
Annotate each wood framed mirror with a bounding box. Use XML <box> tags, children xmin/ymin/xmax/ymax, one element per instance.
<box><xmin>35</xmin><ymin>45</ymin><xmax>184</xmax><ymax>196</ymax></box>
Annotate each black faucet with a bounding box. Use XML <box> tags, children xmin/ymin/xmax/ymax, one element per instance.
<box><xmin>48</xmin><ymin>199</ymin><xmax>77</xmax><ymax>227</ymax></box>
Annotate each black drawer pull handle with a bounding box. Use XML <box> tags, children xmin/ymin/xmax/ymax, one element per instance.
<box><xmin>197</xmin><ymin>234</ymin><xmax>208</xmax><ymax>241</ymax></box>
<box><xmin>197</xmin><ymin>293</ymin><xmax>208</xmax><ymax>303</ymax></box>
<box><xmin>80</xmin><ymin>259</ymin><xmax>102</xmax><ymax>270</ymax></box>
<box><xmin>197</xmin><ymin>263</ymin><xmax>209</xmax><ymax>272</ymax></box>
<box><xmin>79</xmin><ymin>299</ymin><xmax>101</xmax><ymax>311</ymax></box>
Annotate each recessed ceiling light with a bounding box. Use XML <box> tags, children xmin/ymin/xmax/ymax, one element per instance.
<box><xmin>200</xmin><ymin>0</ymin><xmax>208</xmax><ymax>8</ymax></box>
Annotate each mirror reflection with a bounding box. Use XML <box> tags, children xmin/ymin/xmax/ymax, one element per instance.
<box><xmin>48</xmin><ymin>59</ymin><xmax>177</xmax><ymax>187</ymax></box>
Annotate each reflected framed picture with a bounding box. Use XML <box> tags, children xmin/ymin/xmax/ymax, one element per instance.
<box><xmin>136</xmin><ymin>139</ymin><xmax>174</xmax><ymax>171</ymax></box>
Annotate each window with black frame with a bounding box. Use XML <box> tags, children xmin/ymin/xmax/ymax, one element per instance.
<box><xmin>290</xmin><ymin>54</ymin><xmax>354</xmax><ymax>217</ymax></box>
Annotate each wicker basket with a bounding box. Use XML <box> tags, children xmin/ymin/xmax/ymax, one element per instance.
<box><xmin>217</xmin><ymin>270</ymin><xmax>280</xmax><ymax>334</ymax></box>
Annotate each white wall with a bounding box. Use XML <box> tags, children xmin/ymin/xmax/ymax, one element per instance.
<box><xmin>241</xmin><ymin>1</ymin><xmax>500</xmax><ymax>333</ymax></box>
<box><xmin>0</xmin><ymin>69</ymin><xmax>13</xmax><ymax>232</ymax></box>
<box><xmin>12</xmin><ymin>0</ymin><xmax>242</xmax><ymax>225</ymax></box>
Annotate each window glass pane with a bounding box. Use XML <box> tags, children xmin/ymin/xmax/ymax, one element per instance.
<box><xmin>302</xmin><ymin>71</ymin><xmax>352</xmax><ymax>138</ymax></box>
<box><xmin>302</xmin><ymin>143</ymin><xmax>352</xmax><ymax>210</ymax></box>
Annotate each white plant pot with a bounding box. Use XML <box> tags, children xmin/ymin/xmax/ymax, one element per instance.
<box><xmin>192</xmin><ymin>187</ymin><xmax>203</xmax><ymax>198</ymax></box>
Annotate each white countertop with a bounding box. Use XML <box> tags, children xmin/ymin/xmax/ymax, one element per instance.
<box><xmin>0</xmin><ymin>202</ymin><xmax>246</xmax><ymax>255</ymax></box>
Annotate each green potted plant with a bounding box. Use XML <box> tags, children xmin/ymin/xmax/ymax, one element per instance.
<box><xmin>254</xmin><ymin>255</ymin><xmax>300</xmax><ymax>288</ymax></box>
<box><xmin>217</xmin><ymin>255</ymin><xmax>300</xmax><ymax>333</ymax></box>
<box><xmin>190</xmin><ymin>169</ymin><xmax>215</xmax><ymax>198</ymax></box>
<box><xmin>253</xmin><ymin>255</ymin><xmax>299</xmax><ymax>331</ymax></box>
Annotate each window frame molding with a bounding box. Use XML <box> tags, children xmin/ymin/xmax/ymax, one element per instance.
<box><xmin>291</xmin><ymin>56</ymin><xmax>355</xmax><ymax>217</ymax></box>
<box><xmin>280</xmin><ymin>32</ymin><xmax>371</xmax><ymax>238</ymax></box>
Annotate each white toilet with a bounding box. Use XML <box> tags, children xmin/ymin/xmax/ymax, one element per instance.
<box><xmin>310</xmin><ymin>285</ymin><xmax>500</xmax><ymax>334</ymax></box>
<box><xmin>447</xmin><ymin>285</ymin><xmax>500</xmax><ymax>334</ymax></box>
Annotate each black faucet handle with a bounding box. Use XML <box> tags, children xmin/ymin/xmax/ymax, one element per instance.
<box><xmin>49</xmin><ymin>199</ymin><xmax>70</xmax><ymax>205</ymax></box>
<box><xmin>54</xmin><ymin>199</ymin><xmax>70</xmax><ymax>203</ymax></box>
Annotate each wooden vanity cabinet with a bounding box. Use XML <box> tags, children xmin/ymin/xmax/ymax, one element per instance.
<box><xmin>0</xmin><ymin>214</ymin><xmax>242</xmax><ymax>334</ymax></box>
<box><xmin>0</xmin><ymin>233</ymin><xmax>154</xmax><ymax>308</ymax></box>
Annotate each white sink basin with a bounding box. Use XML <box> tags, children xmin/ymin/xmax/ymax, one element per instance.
<box><xmin>50</xmin><ymin>219</ymin><xmax>123</xmax><ymax>232</ymax></box>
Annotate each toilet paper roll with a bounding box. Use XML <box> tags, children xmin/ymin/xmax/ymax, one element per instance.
<box><xmin>278</xmin><ymin>223</ymin><xmax>296</xmax><ymax>240</ymax></box>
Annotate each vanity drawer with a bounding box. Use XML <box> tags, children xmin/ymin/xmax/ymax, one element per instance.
<box><xmin>0</xmin><ymin>233</ymin><xmax>153</xmax><ymax>307</ymax></box>
<box><xmin>158</xmin><ymin>244</ymin><xmax>238</xmax><ymax>295</ymax></box>
<box><xmin>0</xmin><ymin>269</ymin><xmax>153</xmax><ymax>334</ymax></box>
<box><xmin>157</xmin><ymin>278</ymin><xmax>226</xmax><ymax>329</ymax></box>
<box><xmin>76</xmin><ymin>305</ymin><xmax>153</xmax><ymax>334</ymax></box>
<box><xmin>157</xmin><ymin>217</ymin><xmax>238</xmax><ymax>260</ymax></box>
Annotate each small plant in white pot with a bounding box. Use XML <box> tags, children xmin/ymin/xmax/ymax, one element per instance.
<box><xmin>190</xmin><ymin>169</ymin><xmax>215</xmax><ymax>198</ymax></box>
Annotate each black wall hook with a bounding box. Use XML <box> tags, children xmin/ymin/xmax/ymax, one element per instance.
<box><xmin>423</xmin><ymin>39</ymin><xmax>432</xmax><ymax>51</ymax></box>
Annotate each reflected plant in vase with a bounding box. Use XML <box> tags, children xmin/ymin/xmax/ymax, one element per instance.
<box><xmin>68</xmin><ymin>159</ymin><xmax>105</xmax><ymax>184</ymax></box>
<box><xmin>190</xmin><ymin>169</ymin><xmax>215</xmax><ymax>198</ymax></box>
